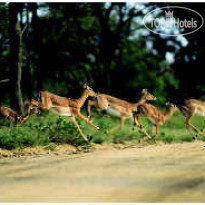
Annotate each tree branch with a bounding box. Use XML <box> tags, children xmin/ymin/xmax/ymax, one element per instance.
<box><xmin>0</xmin><ymin>79</ymin><xmax>10</xmax><ymax>83</ymax></box>
<box><xmin>21</xmin><ymin>23</ymin><xmax>27</xmax><ymax>36</ymax></box>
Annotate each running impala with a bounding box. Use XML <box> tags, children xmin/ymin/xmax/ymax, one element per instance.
<box><xmin>28</xmin><ymin>84</ymin><xmax>100</xmax><ymax>141</ymax></box>
<box><xmin>180</xmin><ymin>99</ymin><xmax>205</xmax><ymax>140</ymax></box>
<box><xmin>87</xmin><ymin>89</ymin><xmax>156</xmax><ymax>131</ymax></box>
<box><xmin>134</xmin><ymin>102</ymin><xmax>179</xmax><ymax>139</ymax></box>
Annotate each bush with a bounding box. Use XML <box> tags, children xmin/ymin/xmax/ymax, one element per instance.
<box><xmin>0</xmin><ymin>111</ymin><xmax>204</xmax><ymax>150</ymax></box>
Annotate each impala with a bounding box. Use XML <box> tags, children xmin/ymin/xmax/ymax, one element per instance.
<box><xmin>180</xmin><ymin>99</ymin><xmax>205</xmax><ymax>139</ymax></box>
<box><xmin>0</xmin><ymin>106</ymin><xmax>21</xmax><ymax>126</ymax></box>
<box><xmin>134</xmin><ymin>102</ymin><xmax>179</xmax><ymax>138</ymax></box>
<box><xmin>28</xmin><ymin>84</ymin><xmax>100</xmax><ymax>141</ymax></box>
<box><xmin>87</xmin><ymin>88</ymin><xmax>156</xmax><ymax>131</ymax></box>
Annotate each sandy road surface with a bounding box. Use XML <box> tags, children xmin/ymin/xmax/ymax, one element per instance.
<box><xmin>1</xmin><ymin>142</ymin><xmax>205</xmax><ymax>202</ymax></box>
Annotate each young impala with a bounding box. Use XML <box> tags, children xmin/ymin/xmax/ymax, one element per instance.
<box><xmin>87</xmin><ymin>88</ymin><xmax>156</xmax><ymax>131</ymax></box>
<box><xmin>28</xmin><ymin>84</ymin><xmax>100</xmax><ymax>141</ymax></box>
<box><xmin>134</xmin><ymin>102</ymin><xmax>179</xmax><ymax>139</ymax></box>
<box><xmin>0</xmin><ymin>107</ymin><xmax>21</xmax><ymax>126</ymax></box>
<box><xmin>180</xmin><ymin>99</ymin><xmax>205</xmax><ymax>140</ymax></box>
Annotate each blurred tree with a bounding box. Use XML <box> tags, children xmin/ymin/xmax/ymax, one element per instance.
<box><xmin>0</xmin><ymin>2</ymin><xmax>204</xmax><ymax>108</ymax></box>
<box><xmin>9</xmin><ymin>3</ymin><xmax>26</xmax><ymax>114</ymax></box>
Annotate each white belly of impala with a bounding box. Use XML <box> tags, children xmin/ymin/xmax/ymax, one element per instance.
<box><xmin>106</xmin><ymin>106</ymin><xmax>121</xmax><ymax>117</ymax></box>
<box><xmin>51</xmin><ymin>107</ymin><xmax>72</xmax><ymax>117</ymax></box>
<box><xmin>195</xmin><ymin>109</ymin><xmax>205</xmax><ymax>117</ymax></box>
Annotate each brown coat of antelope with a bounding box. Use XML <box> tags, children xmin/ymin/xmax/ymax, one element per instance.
<box><xmin>87</xmin><ymin>89</ymin><xmax>156</xmax><ymax>131</ymax></box>
<box><xmin>27</xmin><ymin>84</ymin><xmax>100</xmax><ymax>141</ymax></box>
<box><xmin>0</xmin><ymin>106</ymin><xmax>21</xmax><ymax>126</ymax></box>
<box><xmin>134</xmin><ymin>102</ymin><xmax>179</xmax><ymax>139</ymax></box>
<box><xmin>180</xmin><ymin>99</ymin><xmax>205</xmax><ymax>139</ymax></box>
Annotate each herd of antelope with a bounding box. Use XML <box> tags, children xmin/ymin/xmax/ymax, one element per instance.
<box><xmin>1</xmin><ymin>83</ymin><xmax>205</xmax><ymax>142</ymax></box>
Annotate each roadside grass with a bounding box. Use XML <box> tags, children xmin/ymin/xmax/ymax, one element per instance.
<box><xmin>1</xmin><ymin>109</ymin><xmax>205</xmax><ymax>150</ymax></box>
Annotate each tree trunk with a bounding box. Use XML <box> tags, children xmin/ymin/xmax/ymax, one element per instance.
<box><xmin>24</xmin><ymin>5</ymin><xmax>33</xmax><ymax>100</ymax></box>
<box><xmin>30</xmin><ymin>3</ymin><xmax>42</xmax><ymax>91</ymax></box>
<box><xmin>9</xmin><ymin>3</ymin><xmax>24</xmax><ymax>114</ymax></box>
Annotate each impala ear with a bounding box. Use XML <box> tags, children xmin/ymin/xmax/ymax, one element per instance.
<box><xmin>166</xmin><ymin>102</ymin><xmax>175</xmax><ymax>107</ymax></box>
<box><xmin>83</xmin><ymin>82</ymin><xmax>89</xmax><ymax>89</ymax></box>
<box><xmin>165</xmin><ymin>102</ymin><xmax>170</xmax><ymax>106</ymax></box>
<box><xmin>142</xmin><ymin>88</ymin><xmax>148</xmax><ymax>94</ymax></box>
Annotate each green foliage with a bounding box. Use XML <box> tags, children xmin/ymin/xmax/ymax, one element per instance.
<box><xmin>1</xmin><ymin>109</ymin><xmax>205</xmax><ymax>150</ymax></box>
<box><xmin>0</xmin><ymin>128</ymin><xmax>50</xmax><ymax>150</ymax></box>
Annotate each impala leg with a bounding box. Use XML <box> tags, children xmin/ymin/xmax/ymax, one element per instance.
<box><xmin>186</xmin><ymin>116</ymin><xmax>202</xmax><ymax>135</ymax></box>
<box><xmin>135</xmin><ymin>116</ymin><xmax>151</xmax><ymax>139</ymax></box>
<box><xmin>153</xmin><ymin>123</ymin><xmax>159</xmax><ymax>143</ymax></box>
<box><xmin>109</xmin><ymin>116</ymin><xmax>126</xmax><ymax>132</ymax></box>
<box><xmin>132</xmin><ymin>116</ymin><xmax>138</xmax><ymax>131</ymax></box>
<box><xmin>76</xmin><ymin>111</ymin><xmax>100</xmax><ymax>130</ymax></box>
<box><xmin>120</xmin><ymin>117</ymin><xmax>126</xmax><ymax>130</ymax></box>
<box><xmin>151</xmin><ymin>125</ymin><xmax>155</xmax><ymax>135</ymax></box>
<box><xmin>185</xmin><ymin>116</ymin><xmax>201</xmax><ymax>140</ymax></box>
<box><xmin>71</xmin><ymin>116</ymin><xmax>88</xmax><ymax>141</ymax></box>
<box><xmin>186</xmin><ymin>124</ymin><xmax>198</xmax><ymax>140</ymax></box>
<box><xmin>87</xmin><ymin>100</ymin><xmax>96</xmax><ymax>119</ymax></box>
<box><xmin>7</xmin><ymin>116</ymin><xmax>15</xmax><ymax>127</ymax></box>
<box><xmin>155</xmin><ymin>123</ymin><xmax>159</xmax><ymax>137</ymax></box>
<box><xmin>20</xmin><ymin>114</ymin><xmax>31</xmax><ymax>124</ymax></box>
<box><xmin>9</xmin><ymin>121</ymin><xmax>13</xmax><ymax>128</ymax></box>
<box><xmin>28</xmin><ymin>104</ymin><xmax>31</xmax><ymax>115</ymax></box>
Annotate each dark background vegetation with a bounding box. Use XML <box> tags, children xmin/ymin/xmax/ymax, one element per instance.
<box><xmin>0</xmin><ymin>2</ymin><xmax>205</xmax><ymax>113</ymax></box>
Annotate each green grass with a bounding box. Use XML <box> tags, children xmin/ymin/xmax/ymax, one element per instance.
<box><xmin>1</xmin><ymin>109</ymin><xmax>205</xmax><ymax>150</ymax></box>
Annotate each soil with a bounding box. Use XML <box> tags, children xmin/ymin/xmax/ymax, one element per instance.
<box><xmin>1</xmin><ymin>141</ymin><xmax>205</xmax><ymax>202</ymax></box>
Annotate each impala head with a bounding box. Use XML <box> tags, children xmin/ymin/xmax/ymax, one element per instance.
<box><xmin>165</xmin><ymin>102</ymin><xmax>179</xmax><ymax>112</ymax></box>
<box><xmin>141</xmin><ymin>88</ymin><xmax>156</xmax><ymax>101</ymax></box>
<box><xmin>27</xmin><ymin>99</ymin><xmax>42</xmax><ymax>115</ymax></box>
<box><xmin>83</xmin><ymin>83</ymin><xmax>97</xmax><ymax>97</ymax></box>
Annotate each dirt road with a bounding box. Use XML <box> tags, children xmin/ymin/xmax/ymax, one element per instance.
<box><xmin>1</xmin><ymin>142</ymin><xmax>205</xmax><ymax>202</ymax></box>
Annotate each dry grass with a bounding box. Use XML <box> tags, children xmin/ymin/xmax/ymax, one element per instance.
<box><xmin>0</xmin><ymin>140</ymin><xmax>146</xmax><ymax>158</ymax></box>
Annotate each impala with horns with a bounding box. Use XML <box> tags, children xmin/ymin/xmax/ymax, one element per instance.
<box><xmin>87</xmin><ymin>88</ymin><xmax>156</xmax><ymax>131</ymax></box>
<box><xmin>27</xmin><ymin>83</ymin><xmax>100</xmax><ymax>141</ymax></box>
